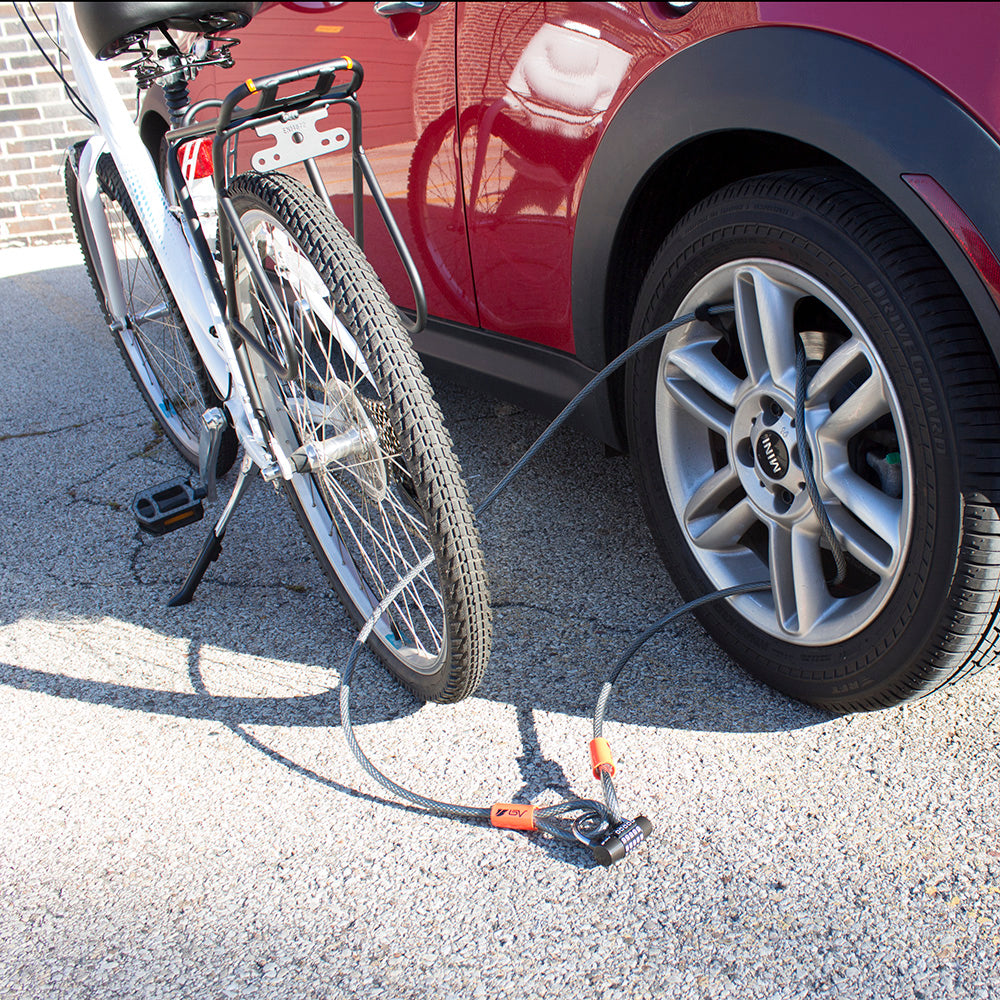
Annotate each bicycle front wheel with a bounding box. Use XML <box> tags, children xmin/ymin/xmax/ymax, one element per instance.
<box><xmin>228</xmin><ymin>172</ymin><xmax>491</xmax><ymax>702</ymax></box>
<box><xmin>64</xmin><ymin>144</ymin><xmax>236</xmax><ymax>473</ymax></box>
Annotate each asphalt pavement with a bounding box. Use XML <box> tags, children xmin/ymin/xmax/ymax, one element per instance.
<box><xmin>1</xmin><ymin>244</ymin><xmax>999</xmax><ymax>999</ymax></box>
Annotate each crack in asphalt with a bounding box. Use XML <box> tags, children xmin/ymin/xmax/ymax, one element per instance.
<box><xmin>44</xmin><ymin>568</ymin><xmax>318</xmax><ymax>598</ymax></box>
<box><xmin>0</xmin><ymin>406</ymin><xmax>145</xmax><ymax>446</ymax></box>
<box><xmin>126</xmin><ymin>532</ymin><xmax>321</xmax><ymax>598</ymax></box>
<box><xmin>491</xmin><ymin>599</ymin><xmax>653</xmax><ymax>638</ymax></box>
<box><xmin>60</xmin><ymin>459</ymin><xmax>129</xmax><ymax>493</ymax></box>
<box><xmin>64</xmin><ymin>495</ymin><xmax>123</xmax><ymax>512</ymax></box>
<box><xmin>0</xmin><ymin>418</ymin><xmax>95</xmax><ymax>443</ymax></box>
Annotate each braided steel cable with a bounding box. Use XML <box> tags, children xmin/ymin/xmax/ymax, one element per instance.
<box><xmin>337</xmin><ymin>306</ymin><xmax>747</xmax><ymax>853</ymax></box>
<box><xmin>590</xmin><ymin>581</ymin><xmax>772</xmax><ymax>826</ymax></box>
<box><xmin>338</xmin><ymin>569</ymin><xmax>617</xmax><ymax>842</ymax></box>
<box><xmin>475</xmin><ymin>306</ymin><xmax>735</xmax><ymax>517</ymax></box>
<box><xmin>795</xmin><ymin>346</ymin><xmax>848</xmax><ymax>585</ymax></box>
<box><xmin>338</xmin><ymin>301</ymin><xmax>850</xmax><ymax>860</ymax></box>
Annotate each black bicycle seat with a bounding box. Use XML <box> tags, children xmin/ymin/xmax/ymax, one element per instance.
<box><xmin>76</xmin><ymin>2</ymin><xmax>261</xmax><ymax>59</ymax></box>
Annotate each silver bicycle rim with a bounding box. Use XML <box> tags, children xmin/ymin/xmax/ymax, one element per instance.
<box><xmin>236</xmin><ymin>209</ymin><xmax>447</xmax><ymax>673</ymax></box>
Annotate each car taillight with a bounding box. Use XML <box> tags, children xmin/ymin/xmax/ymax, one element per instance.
<box><xmin>179</xmin><ymin>138</ymin><xmax>213</xmax><ymax>181</ymax></box>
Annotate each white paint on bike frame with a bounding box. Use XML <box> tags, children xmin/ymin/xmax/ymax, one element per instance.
<box><xmin>252</xmin><ymin>108</ymin><xmax>349</xmax><ymax>172</ymax></box>
<box><xmin>58</xmin><ymin>5</ymin><xmax>229</xmax><ymax>395</ymax></box>
<box><xmin>76</xmin><ymin>135</ymin><xmax>127</xmax><ymax>320</ymax></box>
<box><xmin>56</xmin><ymin>4</ymin><xmax>274</xmax><ymax>471</ymax></box>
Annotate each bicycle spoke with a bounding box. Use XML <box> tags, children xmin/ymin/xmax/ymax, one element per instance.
<box><xmin>231</xmin><ymin>182</ymin><xmax>489</xmax><ymax>693</ymax></box>
<box><xmin>95</xmin><ymin>167</ymin><xmax>214</xmax><ymax>462</ymax></box>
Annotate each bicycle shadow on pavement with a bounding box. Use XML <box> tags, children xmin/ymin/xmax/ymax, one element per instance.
<box><xmin>0</xmin><ymin>253</ymin><xmax>835</xmax><ymax>868</ymax></box>
<box><xmin>0</xmin><ymin>391</ymin><xmax>831</xmax><ymax>739</ymax></box>
<box><xmin>0</xmin><ymin>255</ymin><xmax>833</xmax><ymax>737</ymax></box>
<box><xmin>0</xmin><ymin>644</ymin><xmax>683</xmax><ymax>870</ymax></box>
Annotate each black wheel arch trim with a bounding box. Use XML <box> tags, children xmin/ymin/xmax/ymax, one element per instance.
<box><xmin>573</xmin><ymin>25</ymin><xmax>1000</xmax><ymax>372</ymax></box>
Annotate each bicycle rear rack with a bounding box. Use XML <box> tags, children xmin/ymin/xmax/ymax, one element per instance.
<box><xmin>149</xmin><ymin>57</ymin><xmax>428</xmax><ymax>608</ymax></box>
<box><xmin>164</xmin><ymin>57</ymin><xmax>427</xmax><ymax>384</ymax></box>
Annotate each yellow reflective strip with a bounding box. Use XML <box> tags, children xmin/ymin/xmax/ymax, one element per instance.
<box><xmin>245</xmin><ymin>78</ymin><xmax>257</xmax><ymax>93</ymax></box>
<box><xmin>342</xmin><ymin>56</ymin><xmax>353</xmax><ymax>70</ymax></box>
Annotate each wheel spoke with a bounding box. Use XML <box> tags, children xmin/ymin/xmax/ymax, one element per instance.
<box><xmin>806</xmin><ymin>338</ymin><xmax>867</xmax><ymax>404</ymax></box>
<box><xmin>241</xmin><ymin>209</ymin><xmax>449</xmax><ymax>660</ymax></box>
<box><xmin>815</xmin><ymin>370</ymin><xmax>891</xmax><ymax>449</ymax></box>
<box><xmin>376</xmin><ymin>501</ymin><xmax>444</xmax><ymax>651</ymax></box>
<box><xmin>132</xmin><ymin>325</ymin><xmax>199</xmax><ymax>383</ymax></box>
<box><xmin>690</xmin><ymin>495</ymin><xmax>758</xmax><ymax>551</ymax></box>
<box><xmin>826</xmin><ymin>504</ymin><xmax>894</xmax><ymax>574</ymax></box>
<box><xmin>665</xmin><ymin>333</ymin><xmax>743</xmax><ymax>408</ymax></box>
<box><xmin>733</xmin><ymin>266</ymin><xmax>801</xmax><ymax>395</ymax></box>
<box><xmin>366</xmin><ymin>507</ymin><xmax>440</xmax><ymax>649</ymax></box>
<box><xmin>663</xmin><ymin>377</ymin><xmax>733</xmax><ymax>439</ymax></box>
<box><xmin>323</xmin><ymin>470</ymin><xmax>435</xmax><ymax>608</ymax></box>
<box><xmin>768</xmin><ymin>519</ymin><xmax>832</xmax><ymax>636</ymax></box>
<box><xmin>684</xmin><ymin>465</ymin><xmax>741</xmax><ymax>521</ymax></box>
<box><xmin>97</xmin><ymin>169</ymin><xmax>210</xmax><ymax>459</ymax></box>
<box><xmin>824</xmin><ymin>467</ymin><xmax>903</xmax><ymax>554</ymax></box>
<box><xmin>271</xmin><ymin>241</ymin><xmax>373</xmax><ymax>382</ymax></box>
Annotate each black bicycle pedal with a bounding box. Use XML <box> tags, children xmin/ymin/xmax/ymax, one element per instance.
<box><xmin>133</xmin><ymin>478</ymin><xmax>206</xmax><ymax>536</ymax></box>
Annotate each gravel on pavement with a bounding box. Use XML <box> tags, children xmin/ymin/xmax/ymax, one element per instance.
<box><xmin>1</xmin><ymin>245</ymin><xmax>999</xmax><ymax>999</ymax></box>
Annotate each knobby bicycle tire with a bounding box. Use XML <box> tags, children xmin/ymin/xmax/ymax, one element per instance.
<box><xmin>227</xmin><ymin>171</ymin><xmax>492</xmax><ymax>702</ymax></box>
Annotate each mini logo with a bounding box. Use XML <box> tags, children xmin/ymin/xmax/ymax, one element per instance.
<box><xmin>756</xmin><ymin>430</ymin><xmax>789</xmax><ymax>479</ymax></box>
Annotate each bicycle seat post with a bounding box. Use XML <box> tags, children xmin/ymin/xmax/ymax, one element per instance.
<box><xmin>160</xmin><ymin>53</ymin><xmax>192</xmax><ymax>128</ymax></box>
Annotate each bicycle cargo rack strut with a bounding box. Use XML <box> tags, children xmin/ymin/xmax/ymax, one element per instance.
<box><xmin>150</xmin><ymin>58</ymin><xmax>428</xmax><ymax>606</ymax></box>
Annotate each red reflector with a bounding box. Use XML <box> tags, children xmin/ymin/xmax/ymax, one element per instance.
<box><xmin>180</xmin><ymin>137</ymin><xmax>213</xmax><ymax>181</ymax></box>
<box><xmin>902</xmin><ymin>173</ymin><xmax>1000</xmax><ymax>310</ymax></box>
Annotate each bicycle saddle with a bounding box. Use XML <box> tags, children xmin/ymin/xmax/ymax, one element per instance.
<box><xmin>76</xmin><ymin>2</ymin><xmax>262</xmax><ymax>59</ymax></box>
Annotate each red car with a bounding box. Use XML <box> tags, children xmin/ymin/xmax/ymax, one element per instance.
<box><xmin>145</xmin><ymin>1</ymin><xmax>1000</xmax><ymax>711</ymax></box>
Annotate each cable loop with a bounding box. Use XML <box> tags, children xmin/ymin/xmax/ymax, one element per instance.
<box><xmin>337</xmin><ymin>304</ymin><xmax>755</xmax><ymax>863</ymax></box>
<box><xmin>571</xmin><ymin>810</ymin><xmax>613</xmax><ymax>847</ymax></box>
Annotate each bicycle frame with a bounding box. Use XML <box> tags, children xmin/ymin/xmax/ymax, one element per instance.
<box><xmin>56</xmin><ymin>3</ymin><xmax>428</xmax><ymax>483</ymax></box>
<box><xmin>58</xmin><ymin>2</ymin><xmax>280</xmax><ymax>473</ymax></box>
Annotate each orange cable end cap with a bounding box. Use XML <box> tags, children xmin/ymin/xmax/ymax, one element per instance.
<box><xmin>490</xmin><ymin>803</ymin><xmax>536</xmax><ymax>831</ymax></box>
<box><xmin>589</xmin><ymin>738</ymin><xmax>615</xmax><ymax>779</ymax></box>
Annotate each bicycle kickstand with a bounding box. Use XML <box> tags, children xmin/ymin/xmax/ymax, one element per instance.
<box><xmin>167</xmin><ymin>452</ymin><xmax>255</xmax><ymax>607</ymax></box>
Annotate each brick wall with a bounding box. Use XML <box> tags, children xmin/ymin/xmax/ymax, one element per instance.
<box><xmin>0</xmin><ymin>2</ymin><xmax>130</xmax><ymax>247</ymax></box>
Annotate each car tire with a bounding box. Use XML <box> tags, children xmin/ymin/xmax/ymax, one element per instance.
<box><xmin>626</xmin><ymin>169</ymin><xmax>1000</xmax><ymax>711</ymax></box>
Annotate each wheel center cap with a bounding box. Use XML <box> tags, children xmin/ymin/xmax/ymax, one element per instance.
<box><xmin>731</xmin><ymin>391</ymin><xmax>806</xmax><ymax>522</ymax></box>
<box><xmin>755</xmin><ymin>429</ymin><xmax>789</xmax><ymax>480</ymax></box>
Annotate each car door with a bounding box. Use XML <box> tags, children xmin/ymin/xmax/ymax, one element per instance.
<box><xmin>197</xmin><ymin>1</ymin><xmax>478</xmax><ymax>326</ymax></box>
<box><xmin>454</xmin><ymin>2</ymin><xmax>633</xmax><ymax>353</ymax></box>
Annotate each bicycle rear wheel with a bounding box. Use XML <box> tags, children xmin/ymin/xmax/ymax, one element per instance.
<box><xmin>228</xmin><ymin>171</ymin><xmax>492</xmax><ymax>702</ymax></box>
<box><xmin>64</xmin><ymin>144</ymin><xmax>236</xmax><ymax>473</ymax></box>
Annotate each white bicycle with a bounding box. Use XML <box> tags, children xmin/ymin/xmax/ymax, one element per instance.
<box><xmin>48</xmin><ymin>1</ymin><xmax>491</xmax><ymax>703</ymax></box>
